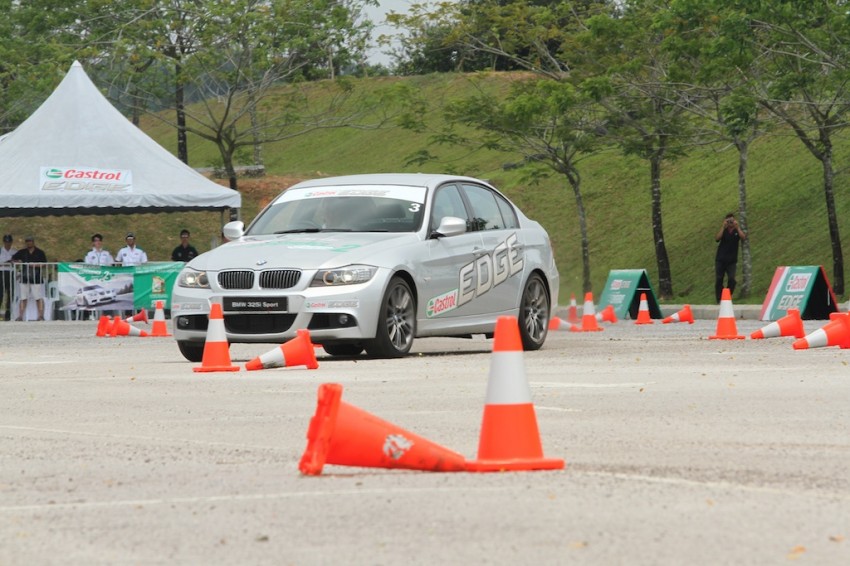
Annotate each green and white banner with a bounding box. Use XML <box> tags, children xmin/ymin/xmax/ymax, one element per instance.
<box><xmin>759</xmin><ymin>265</ymin><xmax>838</xmax><ymax>321</ymax></box>
<box><xmin>57</xmin><ymin>262</ymin><xmax>183</xmax><ymax>314</ymax></box>
<box><xmin>597</xmin><ymin>269</ymin><xmax>662</xmax><ymax>320</ymax></box>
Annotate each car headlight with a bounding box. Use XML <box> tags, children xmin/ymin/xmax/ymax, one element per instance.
<box><xmin>311</xmin><ymin>265</ymin><xmax>376</xmax><ymax>287</ymax></box>
<box><xmin>178</xmin><ymin>268</ymin><xmax>210</xmax><ymax>289</ymax></box>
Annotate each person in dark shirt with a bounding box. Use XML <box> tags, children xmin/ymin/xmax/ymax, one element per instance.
<box><xmin>714</xmin><ymin>213</ymin><xmax>747</xmax><ymax>303</ymax></box>
<box><xmin>12</xmin><ymin>235</ymin><xmax>48</xmax><ymax>321</ymax></box>
<box><xmin>171</xmin><ymin>229</ymin><xmax>199</xmax><ymax>262</ymax></box>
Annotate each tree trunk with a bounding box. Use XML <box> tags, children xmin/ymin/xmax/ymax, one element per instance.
<box><xmin>175</xmin><ymin>61</ymin><xmax>188</xmax><ymax>164</ymax></box>
<box><xmin>566</xmin><ymin>172</ymin><xmax>592</xmax><ymax>293</ymax></box>
<box><xmin>650</xmin><ymin>153</ymin><xmax>673</xmax><ymax>299</ymax></box>
<box><xmin>822</xmin><ymin>148</ymin><xmax>844</xmax><ymax>295</ymax></box>
<box><xmin>736</xmin><ymin>140</ymin><xmax>752</xmax><ymax>298</ymax></box>
<box><xmin>249</xmin><ymin>103</ymin><xmax>263</xmax><ymax>166</ymax></box>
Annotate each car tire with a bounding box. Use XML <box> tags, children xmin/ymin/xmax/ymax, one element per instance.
<box><xmin>322</xmin><ymin>343</ymin><xmax>365</xmax><ymax>357</ymax></box>
<box><xmin>518</xmin><ymin>273</ymin><xmax>549</xmax><ymax>351</ymax></box>
<box><xmin>365</xmin><ymin>276</ymin><xmax>415</xmax><ymax>358</ymax></box>
<box><xmin>177</xmin><ymin>340</ymin><xmax>205</xmax><ymax>363</ymax></box>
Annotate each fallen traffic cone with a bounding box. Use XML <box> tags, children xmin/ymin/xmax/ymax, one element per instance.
<box><xmin>571</xmin><ymin>292</ymin><xmax>602</xmax><ymax>332</ymax></box>
<box><xmin>548</xmin><ymin>317</ymin><xmax>571</xmax><ymax>331</ymax></box>
<box><xmin>245</xmin><ymin>329</ymin><xmax>319</xmax><ymax>371</ymax></box>
<box><xmin>751</xmin><ymin>308</ymin><xmax>804</xmax><ymax>339</ymax></box>
<box><xmin>95</xmin><ymin>315</ymin><xmax>111</xmax><ymax>337</ymax></box>
<box><xmin>193</xmin><ymin>303</ymin><xmax>239</xmax><ymax>372</ymax></box>
<box><xmin>107</xmin><ymin>315</ymin><xmax>119</xmax><ymax>337</ymax></box>
<box><xmin>634</xmin><ymin>293</ymin><xmax>653</xmax><ymax>325</ymax></box>
<box><xmin>709</xmin><ymin>288</ymin><xmax>745</xmax><ymax>340</ymax></box>
<box><xmin>663</xmin><ymin>304</ymin><xmax>694</xmax><ymax>324</ymax></box>
<box><xmin>149</xmin><ymin>301</ymin><xmax>171</xmax><ymax>337</ymax></box>
<box><xmin>566</xmin><ymin>293</ymin><xmax>579</xmax><ymax>323</ymax></box>
<box><xmin>299</xmin><ymin>382</ymin><xmax>467</xmax><ymax>475</ymax></box>
<box><xmin>124</xmin><ymin>309</ymin><xmax>149</xmax><ymax>325</ymax></box>
<box><xmin>596</xmin><ymin>304</ymin><xmax>618</xmax><ymax>323</ymax></box>
<box><xmin>466</xmin><ymin>316</ymin><xmax>564</xmax><ymax>472</ymax></box>
<box><xmin>793</xmin><ymin>313</ymin><xmax>850</xmax><ymax>350</ymax></box>
<box><xmin>112</xmin><ymin>318</ymin><xmax>148</xmax><ymax>337</ymax></box>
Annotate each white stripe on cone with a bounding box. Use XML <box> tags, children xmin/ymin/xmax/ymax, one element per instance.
<box><xmin>483</xmin><ymin>352</ymin><xmax>532</xmax><ymax>405</ymax></box>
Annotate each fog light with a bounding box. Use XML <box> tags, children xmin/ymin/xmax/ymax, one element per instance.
<box><xmin>177</xmin><ymin>316</ymin><xmax>190</xmax><ymax>328</ymax></box>
<box><xmin>338</xmin><ymin>314</ymin><xmax>349</xmax><ymax>325</ymax></box>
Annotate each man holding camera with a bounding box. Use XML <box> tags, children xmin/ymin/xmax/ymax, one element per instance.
<box><xmin>715</xmin><ymin>213</ymin><xmax>747</xmax><ymax>303</ymax></box>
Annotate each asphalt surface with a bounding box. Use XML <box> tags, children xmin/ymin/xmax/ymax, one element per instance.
<box><xmin>1</xmin><ymin>314</ymin><xmax>849</xmax><ymax>565</ymax></box>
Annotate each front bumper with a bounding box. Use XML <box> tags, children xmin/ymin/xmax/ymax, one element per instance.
<box><xmin>172</xmin><ymin>276</ymin><xmax>386</xmax><ymax>344</ymax></box>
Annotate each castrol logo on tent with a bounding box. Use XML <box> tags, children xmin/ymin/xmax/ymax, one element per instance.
<box><xmin>39</xmin><ymin>166</ymin><xmax>132</xmax><ymax>192</ymax></box>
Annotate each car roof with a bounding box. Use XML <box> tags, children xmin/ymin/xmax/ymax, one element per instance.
<box><xmin>287</xmin><ymin>173</ymin><xmax>495</xmax><ymax>191</ymax></box>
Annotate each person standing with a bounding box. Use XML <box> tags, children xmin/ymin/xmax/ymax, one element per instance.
<box><xmin>12</xmin><ymin>236</ymin><xmax>47</xmax><ymax>321</ymax></box>
<box><xmin>171</xmin><ymin>229</ymin><xmax>199</xmax><ymax>262</ymax></box>
<box><xmin>84</xmin><ymin>233</ymin><xmax>114</xmax><ymax>266</ymax></box>
<box><xmin>0</xmin><ymin>234</ymin><xmax>17</xmax><ymax>321</ymax></box>
<box><xmin>715</xmin><ymin>213</ymin><xmax>747</xmax><ymax>303</ymax></box>
<box><xmin>115</xmin><ymin>232</ymin><xmax>148</xmax><ymax>266</ymax></box>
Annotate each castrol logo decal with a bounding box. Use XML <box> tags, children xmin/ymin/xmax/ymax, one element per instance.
<box><xmin>40</xmin><ymin>167</ymin><xmax>133</xmax><ymax>192</ymax></box>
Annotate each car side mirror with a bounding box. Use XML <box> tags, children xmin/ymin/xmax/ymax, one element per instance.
<box><xmin>222</xmin><ymin>221</ymin><xmax>244</xmax><ymax>241</ymax></box>
<box><xmin>430</xmin><ymin>216</ymin><xmax>467</xmax><ymax>239</ymax></box>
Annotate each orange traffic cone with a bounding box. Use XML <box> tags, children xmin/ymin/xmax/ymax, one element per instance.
<box><xmin>596</xmin><ymin>304</ymin><xmax>618</xmax><ymax>323</ymax></box>
<box><xmin>466</xmin><ymin>316</ymin><xmax>564</xmax><ymax>472</ymax></box>
<box><xmin>112</xmin><ymin>318</ymin><xmax>148</xmax><ymax>337</ymax></box>
<box><xmin>548</xmin><ymin>317</ymin><xmax>571</xmax><ymax>331</ymax></box>
<box><xmin>95</xmin><ymin>315</ymin><xmax>111</xmax><ymax>337</ymax></box>
<box><xmin>107</xmin><ymin>315</ymin><xmax>119</xmax><ymax>337</ymax></box>
<box><xmin>571</xmin><ymin>292</ymin><xmax>602</xmax><ymax>332</ymax></box>
<box><xmin>193</xmin><ymin>303</ymin><xmax>239</xmax><ymax>372</ymax></box>
<box><xmin>663</xmin><ymin>304</ymin><xmax>694</xmax><ymax>324</ymax></box>
<box><xmin>709</xmin><ymin>288</ymin><xmax>745</xmax><ymax>339</ymax></box>
<box><xmin>566</xmin><ymin>293</ymin><xmax>579</xmax><ymax>323</ymax></box>
<box><xmin>299</xmin><ymin>383</ymin><xmax>467</xmax><ymax>475</ymax></box>
<box><xmin>634</xmin><ymin>293</ymin><xmax>653</xmax><ymax>325</ymax></box>
<box><xmin>149</xmin><ymin>301</ymin><xmax>171</xmax><ymax>337</ymax></box>
<box><xmin>245</xmin><ymin>329</ymin><xmax>319</xmax><ymax>371</ymax></box>
<box><xmin>751</xmin><ymin>308</ymin><xmax>805</xmax><ymax>339</ymax></box>
<box><xmin>124</xmin><ymin>309</ymin><xmax>149</xmax><ymax>325</ymax></box>
<box><xmin>793</xmin><ymin>313</ymin><xmax>850</xmax><ymax>350</ymax></box>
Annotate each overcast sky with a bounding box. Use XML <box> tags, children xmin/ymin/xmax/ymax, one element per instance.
<box><xmin>362</xmin><ymin>0</ymin><xmax>416</xmax><ymax>65</ymax></box>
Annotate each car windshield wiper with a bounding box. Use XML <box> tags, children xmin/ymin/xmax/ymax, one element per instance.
<box><xmin>274</xmin><ymin>228</ymin><xmax>321</xmax><ymax>234</ymax></box>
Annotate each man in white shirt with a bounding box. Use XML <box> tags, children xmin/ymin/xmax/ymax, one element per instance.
<box><xmin>84</xmin><ymin>233</ymin><xmax>114</xmax><ymax>266</ymax></box>
<box><xmin>115</xmin><ymin>232</ymin><xmax>148</xmax><ymax>267</ymax></box>
<box><xmin>0</xmin><ymin>234</ymin><xmax>17</xmax><ymax>321</ymax></box>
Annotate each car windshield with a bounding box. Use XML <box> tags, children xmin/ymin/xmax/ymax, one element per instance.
<box><xmin>248</xmin><ymin>185</ymin><xmax>426</xmax><ymax>235</ymax></box>
<box><xmin>82</xmin><ymin>285</ymin><xmax>102</xmax><ymax>292</ymax></box>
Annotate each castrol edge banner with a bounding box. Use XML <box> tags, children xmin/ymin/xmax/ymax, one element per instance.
<box><xmin>39</xmin><ymin>167</ymin><xmax>133</xmax><ymax>192</ymax></box>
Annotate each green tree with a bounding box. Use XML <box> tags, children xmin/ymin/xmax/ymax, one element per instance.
<box><xmin>747</xmin><ymin>0</ymin><xmax>850</xmax><ymax>295</ymax></box>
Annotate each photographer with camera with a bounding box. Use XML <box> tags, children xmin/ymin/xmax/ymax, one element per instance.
<box><xmin>714</xmin><ymin>212</ymin><xmax>747</xmax><ymax>303</ymax></box>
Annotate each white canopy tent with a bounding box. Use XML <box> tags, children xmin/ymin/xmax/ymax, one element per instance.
<box><xmin>0</xmin><ymin>61</ymin><xmax>241</xmax><ymax>217</ymax></box>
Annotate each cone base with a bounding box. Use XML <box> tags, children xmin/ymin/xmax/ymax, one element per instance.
<box><xmin>708</xmin><ymin>335</ymin><xmax>745</xmax><ymax>340</ymax></box>
<box><xmin>193</xmin><ymin>365</ymin><xmax>240</xmax><ymax>372</ymax></box>
<box><xmin>465</xmin><ymin>457</ymin><xmax>565</xmax><ymax>472</ymax></box>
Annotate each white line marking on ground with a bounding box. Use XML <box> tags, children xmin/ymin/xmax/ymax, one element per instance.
<box><xmin>532</xmin><ymin>382</ymin><xmax>654</xmax><ymax>389</ymax></box>
<box><xmin>0</xmin><ymin>360</ymin><xmax>66</xmax><ymax>365</ymax></box>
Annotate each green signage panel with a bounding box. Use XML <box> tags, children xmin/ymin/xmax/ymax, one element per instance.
<box><xmin>597</xmin><ymin>269</ymin><xmax>662</xmax><ymax>320</ymax></box>
<box><xmin>57</xmin><ymin>262</ymin><xmax>183</xmax><ymax>316</ymax></box>
<box><xmin>759</xmin><ymin>265</ymin><xmax>838</xmax><ymax>321</ymax></box>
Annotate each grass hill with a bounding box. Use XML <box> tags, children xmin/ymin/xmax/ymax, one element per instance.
<box><xmin>5</xmin><ymin>72</ymin><xmax>850</xmax><ymax>306</ymax></box>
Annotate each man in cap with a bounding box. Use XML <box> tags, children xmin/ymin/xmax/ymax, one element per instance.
<box><xmin>12</xmin><ymin>236</ymin><xmax>47</xmax><ymax>321</ymax></box>
<box><xmin>171</xmin><ymin>229</ymin><xmax>199</xmax><ymax>262</ymax></box>
<box><xmin>115</xmin><ymin>232</ymin><xmax>148</xmax><ymax>267</ymax></box>
<box><xmin>0</xmin><ymin>234</ymin><xmax>17</xmax><ymax>320</ymax></box>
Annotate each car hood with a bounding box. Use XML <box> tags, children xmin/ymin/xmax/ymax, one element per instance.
<box><xmin>188</xmin><ymin>232</ymin><xmax>418</xmax><ymax>271</ymax></box>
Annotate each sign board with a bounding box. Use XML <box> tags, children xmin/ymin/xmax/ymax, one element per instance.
<box><xmin>597</xmin><ymin>269</ymin><xmax>662</xmax><ymax>320</ymax></box>
<box><xmin>57</xmin><ymin>262</ymin><xmax>183</xmax><ymax>315</ymax></box>
<box><xmin>759</xmin><ymin>265</ymin><xmax>838</xmax><ymax>321</ymax></box>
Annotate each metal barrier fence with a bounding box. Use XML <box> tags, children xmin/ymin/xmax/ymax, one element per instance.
<box><xmin>1</xmin><ymin>262</ymin><xmax>60</xmax><ymax>321</ymax></box>
<box><xmin>1</xmin><ymin>262</ymin><xmax>178</xmax><ymax>321</ymax></box>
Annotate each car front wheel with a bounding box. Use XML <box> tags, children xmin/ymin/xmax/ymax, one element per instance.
<box><xmin>177</xmin><ymin>340</ymin><xmax>205</xmax><ymax>363</ymax></box>
<box><xmin>365</xmin><ymin>277</ymin><xmax>415</xmax><ymax>358</ymax></box>
<box><xmin>518</xmin><ymin>273</ymin><xmax>549</xmax><ymax>351</ymax></box>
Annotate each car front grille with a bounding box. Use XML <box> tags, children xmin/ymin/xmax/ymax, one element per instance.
<box><xmin>218</xmin><ymin>269</ymin><xmax>302</xmax><ymax>290</ymax></box>
<box><xmin>218</xmin><ymin>270</ymin><xmax>254</xmax><ymax>290</ymax></box>
<box><xmin>259</xmin><ymin>269</ymin><xmax>301</xmax><ymax>289</ymax></box>
<box><xmin>225</xmin><ymin>313</ymin><xmax>297</xmax><ymax>334</ymax></box>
